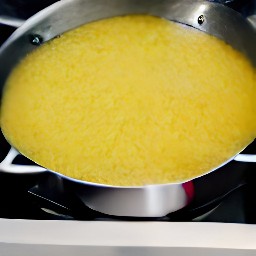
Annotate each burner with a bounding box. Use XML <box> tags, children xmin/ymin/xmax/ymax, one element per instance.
<box><xmin>27</xmin><ymin>179</ymin><xmax>248</xmax><ymax>222</ymax></box>
<box><xmin>0</xmin><ymin>171</ymin><xmax>252</xmax><ymax>223</ymax></box>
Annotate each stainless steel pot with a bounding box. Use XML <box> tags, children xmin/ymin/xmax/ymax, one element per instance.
<box><xmin>0</xmin><ymin>0</ymin><xmax>256</xmax><ymax>217</ymax></box>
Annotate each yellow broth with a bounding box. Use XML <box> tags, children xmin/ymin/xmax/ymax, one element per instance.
<box><xmin>1</xmin><ymin>15</ymin><xmax>256</xmax><ymax>186</ymax></box>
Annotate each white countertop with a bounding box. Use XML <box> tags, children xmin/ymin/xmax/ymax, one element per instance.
<box><xmin>0</xmin><ymin>219</ymin><xmax>255</xmax><ymax>256</ymax></box>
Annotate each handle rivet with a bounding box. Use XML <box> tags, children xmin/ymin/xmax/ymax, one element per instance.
<box><xmin>30</xmin><ymin>34</ymin><xmax>43</xmax><ymax>45</ymax></box>
<box><xmin>198</xmin><ymin>15</ymin><xmax>205</xmax><ymax>25</ymax></box>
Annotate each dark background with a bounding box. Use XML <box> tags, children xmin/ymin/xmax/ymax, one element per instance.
<box><xmin>0</xmin><ymin>0</ymin><xmax>255</xmax><ymax>19</ymax></box>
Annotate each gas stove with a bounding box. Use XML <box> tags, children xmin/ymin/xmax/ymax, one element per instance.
<box><xmin>1</xmin><ymin>129</ymin><xmax>256</xmax><ymax>223</ymax></box>
<box><xmin>1</xmin><ymin>131</ymin><xmax>256</xmax><ymax>255</ymax></box>
<box><xmin>0</xmin><ymin>1</ymin><xmax>256</xmax><ymax>255</ymax></box>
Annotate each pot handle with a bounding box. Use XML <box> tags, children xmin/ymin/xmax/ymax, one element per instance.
<box><xmin>0</xmin><ymin>147</ymin><xmax>46</xmax><ymax>174</ymax></box>
<box><xmin>0</xmin><ymin>16</ymin><xmax>45</xmax><ymax>174</ymax></box>
<box><xmin>247</xmin><ymin>15</ymin><xmax>256</xmax><ymax>30</ymax></box>
<box><xmin>0</xmin><ymin>15</ymin><xmax>25</xmax><ymax>28</ymax></box>
<box><xmin>234</xmin><ymin>153</ymin><xmax>256</xmax><ymax>163</ymax></box>
<box><xmin>229</xmin><ymin>3</ymin><xmax>255</xmax><ymax>166</ymax></box>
